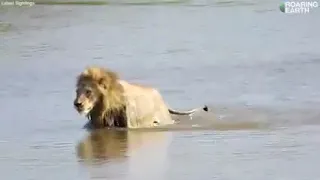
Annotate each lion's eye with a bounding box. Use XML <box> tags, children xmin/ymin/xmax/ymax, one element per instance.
<box><xmin>86</xmin><ymin>90</ymin><xmax>92</xmax><ymax>96</ymax></box>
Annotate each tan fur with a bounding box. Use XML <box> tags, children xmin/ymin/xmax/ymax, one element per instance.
<box><xmin>74</xmin><ymin>66</ymin><xmax>208</xmax><ymax>129</ymax></box>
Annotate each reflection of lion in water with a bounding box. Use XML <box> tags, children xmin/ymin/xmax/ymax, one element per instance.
<box><xmin>76</xmin><ymin>130</ymin><xmax>128</xmax><ymax>162</ymax></box>
<box><xmin>76</xmin><ymin>129</ymin><xmax>172</xmax><ymax>162</ymax></box>
<box><xmin>73</xmin><ymin>66</ymin><xmax>208</xmax><ymax>129</ymax></box>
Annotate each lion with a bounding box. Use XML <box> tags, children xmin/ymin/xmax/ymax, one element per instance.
<box><xmin>73</xmin><ymin>66</ymin><xmax>209</xmax><ymax>129</ymax></box>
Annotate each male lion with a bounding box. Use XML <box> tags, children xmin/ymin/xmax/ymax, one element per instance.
<box><xmin>73</xmin><ymin>66</ymin><xmax>208</xmax><ymax>129</ymax></box>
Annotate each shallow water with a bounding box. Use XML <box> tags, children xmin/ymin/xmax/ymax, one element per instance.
<box><xmin>1</xmin><ymin>0</ymin><xmax>320</xmax><ymax>179</ymax></box>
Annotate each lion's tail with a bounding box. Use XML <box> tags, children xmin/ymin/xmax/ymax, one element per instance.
<box><xmin>168</xmin><ymin>105</ymin><xmax>209</xmax><ymax>115</ymax></box>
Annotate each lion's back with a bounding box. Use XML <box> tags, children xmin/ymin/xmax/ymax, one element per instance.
<box><xmin>119</xmin><ymin>80</ymin><xmax>173</xmax><ymax>128</ymax></box>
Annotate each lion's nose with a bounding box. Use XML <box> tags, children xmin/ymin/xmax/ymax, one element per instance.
<box><xmin>74</xmin><ymin>101</ymin><xmax>83</xmax><ymax>108</ymax></box>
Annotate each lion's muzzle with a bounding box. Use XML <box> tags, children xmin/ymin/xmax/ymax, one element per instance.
<box><xmin>74</xmin><ymin>101</ymin><xmax>83</xmax><ymax>109</ymax></box>
<box><xmin>74</xmin><ymin>100</ymin><xmax>84</xmax><ymax>112</ymax></box>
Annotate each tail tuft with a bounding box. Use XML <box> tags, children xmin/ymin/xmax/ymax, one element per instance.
<box><xmin>203</xmin><ymin>105</ymin><xmax>209</xmax><ymax>112</ymax></box>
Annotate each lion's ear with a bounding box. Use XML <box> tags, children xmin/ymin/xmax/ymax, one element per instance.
<box><xmin>98</xmin><ymin>78</ymin><xmax>108</xmax><ymax>89</ymax></box>
<box><xmin>82</xmin><ymin>70</ymin><xmax>88</xmax><ymax>75</ymax></box>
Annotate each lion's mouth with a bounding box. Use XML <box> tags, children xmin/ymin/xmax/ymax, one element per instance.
<box><xmin>75</xmin><ymin>106</ymin><xmax>93</xmax><ymax>116</ymax></box>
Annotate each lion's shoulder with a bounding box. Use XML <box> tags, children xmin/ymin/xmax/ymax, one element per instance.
<box><xmin>118</xmin><ymin>80</ymin><xmax>162</xmax><ymax>102</ymax></box>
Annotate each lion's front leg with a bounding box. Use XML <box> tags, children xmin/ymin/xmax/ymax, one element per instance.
<box><xmin>104</xmin><ymin>114</ymin><xmax>127</xmax><ymax>128</ymax></box>
<box><xmin>104</xmin><ymin>116</ymin><xmax>115</xmax><ymax>127</ymax></box>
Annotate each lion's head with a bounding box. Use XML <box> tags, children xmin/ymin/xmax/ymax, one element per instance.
<box><xmin>73</xmin><ymin>78</ymin><xmax>101</xmax><ymax>116</ymax></box>
<box><xmin>73</xmin><ymin>66</ymin><xmax>124</xmax><ymax>119</ymax></box>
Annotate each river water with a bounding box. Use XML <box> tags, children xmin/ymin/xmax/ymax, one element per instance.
<box><xmin>0</xmin><ymin>0</ymin><xmax>320</xmax><ymax>179</ymax></box>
